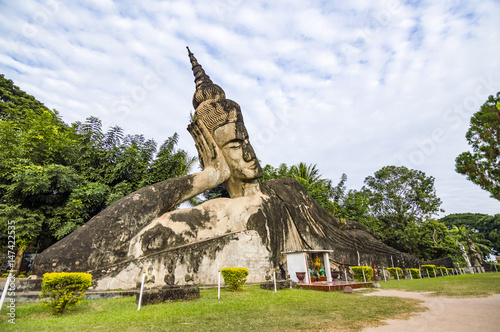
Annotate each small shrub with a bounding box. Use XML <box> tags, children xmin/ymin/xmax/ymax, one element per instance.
<box><xmin>351</xmin><ymin>266</ymin><xmax>373</xmax><ymax>282</ymax></box>
<box><xmin>39</xmin><ymin>272</ymin><xmax>92</xmax><ymax>314</ymax></box>
<box><xmin>436</xmin><ymin>267</ymin><xmax>447</xmax><ymax>276</ymax></box>
<box><xmin>1</xmin><ymin>273</ymin><xmax>8</xmax><ymax>278</ymax></box>
<box><xmin>386</xmin><ymin>267</ymin><xmax>402</xmax><ymax>279</ymax></box>
<box><xmin>408</xmin><ymin>268</ymin><xmax>420</xmax><ymax>279</ymax></box>
<box><xmin>221</xmin><ymin>267</ymin><xmax>249</xmax><ymax>291</ymax></box>
<box><xmin>421</xmin><ymin>265</ymin><xmax>437</xmax><ymax>277</ymax></box>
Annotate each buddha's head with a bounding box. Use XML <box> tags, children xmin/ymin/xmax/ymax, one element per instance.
<box><xmin>186</xmin><ymin>47</ymin><xmax>262</xmax><ymax>197</ymax></box>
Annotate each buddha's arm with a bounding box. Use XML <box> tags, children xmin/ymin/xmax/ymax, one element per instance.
<box><xmin>143</xmin><ymin>119</ymin><xmax>230</xmax><ymax>210</ymax></box>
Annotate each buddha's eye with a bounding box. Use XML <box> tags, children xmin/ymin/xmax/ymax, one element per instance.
<box><xmin>226</xmin><ymin>141</ymin><xmax>242</xmax><ymax>149</ymax></box>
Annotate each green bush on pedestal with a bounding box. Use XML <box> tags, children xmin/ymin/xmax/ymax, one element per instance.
<box><xmin>407</xmin><ymin>268</ymin><xmax>420</xmax><ymax>279</ymax></box>
<box><xmin>351</xmin><ymin>266</ymin><xmax>373</xmax><ymax>282</ymax></box>
<box><xmin>39</xmin><ymin>272</ymin><xmax>92</xmax><ymax>314</ymax></box>
<box><xmin>221</xmin><ymin>267</ymin><xmax>249</xmax><ymax>291</ymax></box>
<box><xmin>386</xmin><ymin>267</ymin><xmax>402</xmax><ymax>279</ymax></box>
<box><xmin>421</xmin><ymin>265</ymin><xmax>437</xmax><ymax>277</ymax></box>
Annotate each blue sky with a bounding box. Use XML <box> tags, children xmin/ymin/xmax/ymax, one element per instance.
<box><xmin>1</xmin><ymin>0</ymin><xmax>499</xmax><ymax>217</ymax></box>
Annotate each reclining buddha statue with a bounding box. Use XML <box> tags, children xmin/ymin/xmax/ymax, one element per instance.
<box><xmin>33</xmin><ymin>48</ymin><xmax>419</xmax><ymax>289</ymax></box>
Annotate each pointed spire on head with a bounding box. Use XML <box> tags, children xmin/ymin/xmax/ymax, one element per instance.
<box><xmin>187</xmin><ymin>46</ymin><xmax>226</xmax><ymax>110</ymax></box>
<box><xmin>186</xmin><ymin>46</ymin><xmax>213</xmax><ymax>89</ymax></box>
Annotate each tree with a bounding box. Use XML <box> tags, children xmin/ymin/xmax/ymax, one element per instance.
<box><xmin>361</xmin><ymin>166</ymin><xmax>444</xmax><ymax>255</ymax></box>
<box><xmin>363</xmin><ymin>166</ymin><xmax>443</xmax><ymax>226</ymax></box>
<box><xmin>439</xmin><ymin>213</ymin><xmax>488</xmax><ymax>229</ymax></box>
<box><xmin>449</xmin><ymin>225</ymin><xmax>491</xmax><ymax>266</ymax></box>
<box><xmin>260</xmin><ymin>162</ymin><xmax>336</xmax><ymax>213</ymax></box>
<box><xmin>441</xmin><ymin>213</ymin><xmax>500</xmax><ymax>255</ymax></box>
<box><xmin>475</xmin><ymin>214</ymin><xmax>500</xmax><ymax>255</ymax></box>
<box><xmin>455</xmin><ymin>91</ymin><xmax>500</xmax><ymax>200</ymax></box>
<box><xmin>0</xmin><ymin>74</ymin><xmax>197</xmax><ymax>272</ymax></box>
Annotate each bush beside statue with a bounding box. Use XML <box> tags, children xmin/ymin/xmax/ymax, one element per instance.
<box><xmin>221</xmin><ymin>267</ymin><xmax>249</xmax><ymax>291</ymax></box>
<box><xmin>39</xmin><ymin>272</ymin><xmax>92</xmax><ymax>314</ymax></box>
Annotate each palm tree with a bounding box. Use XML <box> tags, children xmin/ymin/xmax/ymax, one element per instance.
<box><xmin>289</xmin><ymin>163</ymin><xmax>325</xmax><ymax>185</ymax></box>
<box><xmin>449</xmin><ymin>225</ymin><xmax>491</xmax><ymax>266</ymax></box>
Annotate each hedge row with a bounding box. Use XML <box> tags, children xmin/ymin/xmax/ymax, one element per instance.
<box><xmin>351</xmin><ymin>266</ymin><xmax>373</xmax><ymax>282</ymax></box>
<box><xmin>386</xmin><ymin>267</ymin><xmax>402</xmax><ymax>279</ymax></box>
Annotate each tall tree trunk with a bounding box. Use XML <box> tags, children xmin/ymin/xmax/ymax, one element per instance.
<box><xmin>13</xmin><ymin>245</ymin><xmax>26</xmax><ymax>276</ymax></box>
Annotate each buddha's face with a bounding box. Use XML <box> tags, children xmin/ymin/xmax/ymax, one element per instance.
<box><xmin>213</xmin><ymin>121</ymin><xmax>262</xmax><ymax>182</ymax></box>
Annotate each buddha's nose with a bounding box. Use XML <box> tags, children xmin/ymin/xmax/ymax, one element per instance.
<box><xmin>242</xmin><ymin>140</ymin><xmax>256</xmax><ymax>162</ymax></box>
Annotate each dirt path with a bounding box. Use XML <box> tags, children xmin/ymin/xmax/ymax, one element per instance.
<box><xmin>362</xmin><ymin>289</ymin><xmax>500</xmax><ymax>331</ymax></box>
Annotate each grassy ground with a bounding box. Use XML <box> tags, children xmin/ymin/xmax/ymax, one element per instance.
<box><xmin>0</xmin><ymin>285</ymin><xmax>423</xmax><ymax>332</ymax></box>
<box><xmin>379</xmin><ymin>272</ymin><xmax>500</xmax><ymax>297</ymax></box>
<box><xmin>2</xmin><ymin>273</ymin><xmax>498</xmax><ymax>331</ymax></box>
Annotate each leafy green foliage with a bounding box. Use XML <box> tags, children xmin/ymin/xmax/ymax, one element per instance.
<box><xmin>260</xmin><ymin>162</ymin><xmax>336</xmax><ymax>213</ymax></box>
<box><xmin>39</xmin><ymin>272</ymin><xmax>92</xmax><ymax>314</ymax></box>
<box><xmin>456</xmin><ymin>91</ymin><xmax>500</xmax><ymax>200</ymax></box>
<box><xmin>473</xmin><ymin>214</ymin><xmax>500</xmax><ymax>255</ymax></box>
<box><xmin>436</xmin><ymin>267</ymin><xmax>447</xmax><ymax>276</ymax></box>
<box><xmin>386</xmin><ymin>267</ymin><xmax>402</xmax><ymax>279</ymax></box>
<box><xmin>440</xmin><ymin>213</ymin><xmax>499</xmax><ymax>255</ymax></box>
<box><xmin>351</xmin><ymin>266</ymin><xmax>373</xmax><ymax>282</ymax></box>
<box><xmin>363</xmin><ymin>166</ymin><xmax>443</xmax><ymax>225</ymax></box>
<box><xmin>421</xmin><ymin>265</ymin><xmax>437</xmax><ymax>278</ymax></box>
<box><xmin>449</xmin><ymin>224</ymin><xmax>491</xmax><ymax>266</ymax></box>
<box><xmin>361</xmin><ymin>166</ymin><xmax>449</xmax><ymax>259</ymax></box>
<box><xmin>221</xmin><ymin>267</ymin><xmax>249</xmax><ymax>291</ymax></box>
<box><xmin>407</xmin><ymin>268</ymin><xmax>421</xmax><ymax>279</ymax></box>
<box><xmin>0</xmin><ymin>74</ymin><xmax>196</xmax><ymax>261</ymax></box>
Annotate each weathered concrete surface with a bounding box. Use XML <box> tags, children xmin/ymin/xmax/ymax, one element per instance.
<box><xmin>33</xmin><ymin>177</ymin><xmax>420</xmax><ymax>290</ymax></box>
<box><xmin>136</xmin><ymin>285</ymin><xmax>200</xmax><ymax>305</ymax></box>
<box><xmin>260</xmin><ymin>280</ymin><xmax>296</xmax><ymax>290</ymax></box>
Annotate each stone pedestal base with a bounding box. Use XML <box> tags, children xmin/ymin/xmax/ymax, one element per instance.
<box><xmin>260</xmin><ymin>280</ymin><xmax>297</xmax><ymax>290</ymax></box>
<box><xmin>136</xmin><ymin>285</ymin><xmax>200</xmax><ymax>305</ymax></box>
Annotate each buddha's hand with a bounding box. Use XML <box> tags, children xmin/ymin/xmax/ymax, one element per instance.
<box><xmin>188</xmin><ymin>119</ymin><xmax>231</xmax><ymax>185</ymax></box>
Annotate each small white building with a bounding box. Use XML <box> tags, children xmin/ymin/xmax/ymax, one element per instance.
<box><xmin>282</xmin><ymin>250</ymin><xmax>334</xmax><ymax>283</ymax></box>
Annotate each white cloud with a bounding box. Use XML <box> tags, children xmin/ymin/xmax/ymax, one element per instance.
<box><xmin>0</xmin><ymin>0</ymin><xmax>498</xmax><ymax>216</ymax></box>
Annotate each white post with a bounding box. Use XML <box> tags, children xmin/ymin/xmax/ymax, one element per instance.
<box><xmin>137</xmin><ymin>271</ymin><xmax>146</xmax><ymax>311</ymax></box>
<box><xmin>362</xmin><ymin>269</ymin><xmax>366</xmax><ymax>283</ymax></box>
<box><xmin>0</xmin><ymin>273</ymin><xmax>13</xmax><ymax>310</ymax></box>
<box><xmin>396</xmin><ymin>269</ymin><xmax>400</xmax><ymax>281</ymax></box>
<box><xmin>494</xmin><ymin>264</ymin><xmax>498</xmax><ymax>273</ymax></box>
<box><xmin>383</xmin><ymin>269</ymin><xmax>387</xmax><ymax>282</ymax></box>
<box><xmin>440</xmin><ymin>269</ymin><xmax>443</xmax><ymax>277</ymax></box>
<box><xmin>391</xmin><ymin>256</ymin><xmax>395</xmax><ymax>268</ymax></box>
<box><xmin>409</xmin><ymin>270</ymin><xmax>413</xmax><ymax>280</ymax></box>
<box><xmin>446</xmin><ymin>269</ymin><xmax>449</xmax><ymax>276</ymax></box>
<box><xmin>344</xmin><ymin>270</ymin><xmax>348</xmax><ymax>284</ymax></box>
<box><xmin>273</xmin><ymin>270</ymin><xmax>277</xmax><ymax>293</ymax></box>
<box><xmin>218</xmin><ymin>270</ymin><xmax>221</xmax><ymax>300</ymax></box>
<box><xmin>324</xmin><ymin>253</ymin><xmax>332</xmax><ymax>282</ymax></box>
<box><xmin>434</xmin><ymin>269</ymin><xmax>437</xmax><ymax>277</ymax></box>
<box><xmin>418</xmin><ymin>269</ymin><xmax>422</xmax><ymax>279</ymax></box>
<box><xmin>426</xmin><ymin>270</ymin><xmax>430</xmax><ymax>278</ymax></box>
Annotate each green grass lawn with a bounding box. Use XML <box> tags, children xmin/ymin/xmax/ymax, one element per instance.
<box><xmin>379</xmin><ymin>271</ymin><xmax>500</xmax><ymax>297</ymax></box>
<box><xmin>0</xmin><ymin>285</ymin><xmax>422</xmax><ymax>332</ymax></box>
<box><xmin>1</xmin><ymin>272</ymin><xmax>498</xmax><ymax>331</ymax></box>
